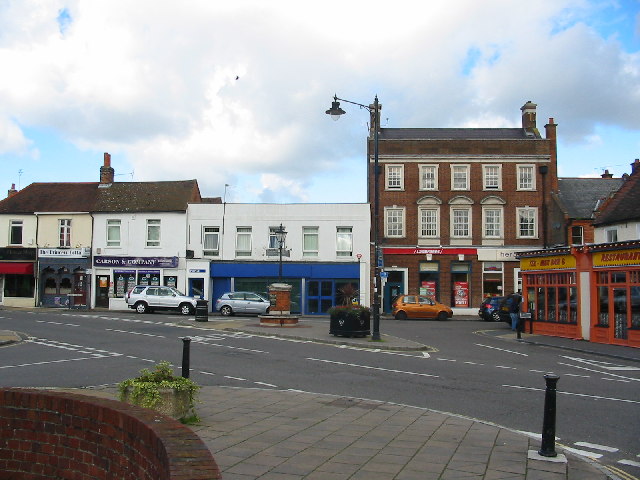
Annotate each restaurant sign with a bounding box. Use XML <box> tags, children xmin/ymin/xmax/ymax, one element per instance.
<box><xmin>39</xmin><ymin>248</ymin><xmax>90</xmax><ymax>258</ymax></box>
<box><xmin>521</xmin><ymin>254</ymin><xmax>576</xmax><ymax>271</ymax></box>
<box><xmin>593</xmin><ymin>248</ymin><xmax>640</xmax><ymax>268</ymax></box>
<box><xmin>94</xmin><ymin>256</ymin><xmax>178</xmax><ymax>268</ymax></box>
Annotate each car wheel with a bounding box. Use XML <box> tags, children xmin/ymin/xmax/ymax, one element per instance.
<box><xmin>220</xmin><ymin>305</ymin><xmax>233</xmax><ymax>316</ymax></box>
<box><xmin>265</xmin><ymin>307</ymin><xmax>270</xmax><ymax>314</ymax></box>
<box><xmin>437</xmin><ymin>311</ymin><xmax>448</xmax><ymax>321</ymax></box>
<box><xmin>395</xmin><ymin>311</ymin><xmax>407</xmax><ymax>320</ymax></box>
<box><xmin>491</xmin><ymin>311</ymin><xmax>501</xmax><ymax>322</ymax></box>
<box><xmin>135</xmin><ymin>302</ymin><xmax>148</xmax><ymax>314</ymax></box>
<box><xmin>180</xmin><ymin>303</ymin><xmax>194</xmax><ymax>315</ymax></box>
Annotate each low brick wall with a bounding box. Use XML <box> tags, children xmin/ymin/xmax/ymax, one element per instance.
<box><xmin>0</xmin><ymin>388</ymin><xmax>221</xmax><ymax>479</ymax></box>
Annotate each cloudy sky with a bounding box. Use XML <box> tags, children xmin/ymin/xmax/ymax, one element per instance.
<box><xmin>1</xmin><ymin>0</ymin><xmax>639</xmax><ymax>203</ymax></box>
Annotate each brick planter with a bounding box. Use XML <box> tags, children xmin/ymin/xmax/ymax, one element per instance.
<box><xmin>0</xmin><ymin>388</ymin><xmax>221</xmax><ymax>479</ymax></box>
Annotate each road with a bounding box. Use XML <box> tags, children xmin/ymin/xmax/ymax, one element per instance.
<box><xmin>1</xmin><ymin>307</ymin><xmax>638</xmax><ymax>479</ymax></box>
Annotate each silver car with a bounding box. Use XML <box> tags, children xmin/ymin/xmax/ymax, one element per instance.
<box><xmin>125</xmin><ymin>285</ymin><xmax>197</xmax><ymax>315</ymax></box>
<box><xmin>215</xmin><ymin>292</ymin><xmax>270</xmax><ymax>316</ymax></box>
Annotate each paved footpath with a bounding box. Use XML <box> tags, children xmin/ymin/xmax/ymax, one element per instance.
<box><xmin>6</xmin><ymin>312</ymin><xmax>636</xmax><ymax>479</ymax></box>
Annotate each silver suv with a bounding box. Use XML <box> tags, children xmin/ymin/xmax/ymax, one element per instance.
<box><xmin>125</xmin><ymin>285</ymin><xmax>197</xmax><ymax>315</ymax></box>
<box><xmin>215</xmin><ymin>292</ymin><xmax>270</xmax><ymax>316</ymax></box>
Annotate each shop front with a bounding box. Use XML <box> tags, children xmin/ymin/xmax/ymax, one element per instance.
<box><xmin>0</xmin><ymin>247</ymin><xmax>37</xmax><ymax>307</ymax></box>
<box><xmin>92</xmin><ymin>255</ymin><xmax>181</xmax><ymax>310</ymax></box>
<box><xmin>38</xmin><ymin>248</ymin><xmax>91</xmax><ymax>308</ymax></box>
<box><xmin>590</xmin><ymin>245</ymin><xmax>640</xmax><ymax>347</ymax></box>
<box><xmin>210</xmin><ymin>262</ymin><xmax>360</xmax><ymax>315</ymax></box>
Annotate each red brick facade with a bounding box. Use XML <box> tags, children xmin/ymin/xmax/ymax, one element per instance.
<box><xmin>367</xmin><ymin>102</ymin><xmax>558</xmax><ymax>312</ymax></box>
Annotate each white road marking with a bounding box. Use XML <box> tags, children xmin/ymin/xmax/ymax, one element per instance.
<box><xmin>307</xmin><ymin>358</ymin><xmax>439</xmax><ymax>378</ymax></box>
<box><xmin>436</xmin><ymin>358</ymin><xmax>456</xmax><ymax>362</ymax></box>
<box><xmin>199</xmin><ymin>371</ymin><xmax>216</xmax><ymax>376</ymax></box>
<box><xmin>558</xmin><ymin>362</ymin><xmax>640</xmax><ymax>382</ymax></box>
<box><xmin>503</xmin><ymin>384</ymin><xmax>640</xmax><ymax>404</ymax></box>
<box><xmin>602</xmin><ymin>377</ymin><xmax>631</xmax><ymax>383</ymax></box>
<box><xmin>565</xmin><ymin>373</ymin><xmax>590</xmax><ymax>378</ymax></box>
<box><xmin>574</xmin><ymin>442</ymin><xmax>618</xmax><ymax>452</ymax></box>
<box><xmin>224</xmin><ymin>376</ymin><xmax>246</xmax><ymax>381</ymax></box>
<box><xmin>255</xmin><ymin>382</ymin><xmax>278</xmax><ymax>388</ymax></box>
<box><xmin>562</xmin><ymin>446</ymin><xmax>603</xmax><ymax>459</ymax></box>
<box><xmin>36</xmin><ymin>320</ymin><xmax>80</xmax><ymax>327</ymax></box>
<box><xmin>561</xmin><ymin>355</ymin><xmax>640</xmax><ymax>371</ymax></box>
<box><xmin>619</xmin><ymin>459</ymin><xmax>640</xmax><ymax>467</ymax></box>
<box><xmin>475</xmin><ymin>343</ymin><xmax>528</xmax><ymax>356</ymax></box>
<box><xmin>105</xmin><ymin>328</ymin><xmax>165</xmax><ymax>338</ymax></box>
<box><xmin>464</xmin><ymin>361</ymin><xmax>484</xmax><ymax>365</ymax></box>
<box><xmin>496</xmin><ymin>365</ymin><xmax>517</xmax><ymax>370</ymax></box>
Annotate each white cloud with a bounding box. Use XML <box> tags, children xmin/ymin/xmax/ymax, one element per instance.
<box><xmin>0</xmin><ymin>0</ymin><xmax>638</xmax><ymax>200</ymax></box>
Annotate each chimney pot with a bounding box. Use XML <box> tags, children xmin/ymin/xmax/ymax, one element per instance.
<box><xmin>601</xmin><ymin>169</ymin><xmax>613</xmax><ymax>178</ymax></box>
<box><xmin>7</xmin><ymin>183</ymin><xmax>18</xmax><ymax>198</ymax></box>
<box><xmin>632</xmin><ymin>159</ymin><xmax>640</xmax><ymax>174</ymax></box>
<box><xmin>520</xmin><ymin>101</ymin><xmax>537</xmax><ymax>130</ymax></box>
<box><xmin>100</xmin><ymin>152</ymin><xmax>115</xmax><ymax>184</ymax></box>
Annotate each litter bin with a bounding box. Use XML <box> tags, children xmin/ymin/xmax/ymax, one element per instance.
<box><xmin>195</xmin><ymin>299</ymin><xmax>209</xmax><ymax>322</ymax></box>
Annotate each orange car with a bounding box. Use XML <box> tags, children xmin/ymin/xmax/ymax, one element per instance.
<box><xmin>392</xmin><ymin>294</ymin><xmax>453</xmax><ymax>321</ymax></box>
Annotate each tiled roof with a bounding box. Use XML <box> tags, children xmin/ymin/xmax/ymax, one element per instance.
<box><xmin>94</xmin><ymin>180</ymin><xmax>201</xmax><ymax>213</ymax></box>
<box><xmin>379</xmin><ymin>128</ymin><xmax>538</xmax><ymax>140</ymax></box>
<box><xmin>593</xmin><ymin>171</ymin><xmax>640</xmax><ymax>225</ymax></box>
<box><xmin>557</xmin><ymin>178</ymin><xmax>624</xmax><ymax>219</ymax></box>
<box><xmin>0</xmin><ymin>180</ymin><xmax>202</xmax><ymax>214</ymax></box>
<box><xmin>0</xmin><ymin>183</ymin><xmax>99</xmax><ymax>213</ymax></box>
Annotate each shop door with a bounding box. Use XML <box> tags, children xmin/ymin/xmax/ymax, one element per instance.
<box><xmin>384</xmin><ymin>282</ymin><xmax>403</xmax><ymax>313</ymax></box>
<box><xmin>613</xmin><ymin>288</ymin><xmax>628</xmax><ymax>340</ymax></box>
<box><xmin>307</xmin><ymin>280</ymin><xmax>333</xmax><ymax>314</ymax></box>
<box><xmin>95</xmin><ymin>275</ymin><xmax>110</xmax><ymax>308</ymax></box>
<box><xmin>189</xmin><ymin>278</ymin><xmax>205</xmax><ymax>299</ymax></box>
<box><xmin>73</xmin><ymin>273</ymin><xmax>87</xmax><ymax>307</ymax></box>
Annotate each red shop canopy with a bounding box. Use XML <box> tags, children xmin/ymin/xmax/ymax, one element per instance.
<box><xmin>0</xmin><ymin>262</ymin><xmax>34</xmax><ymax>274</ymax></box>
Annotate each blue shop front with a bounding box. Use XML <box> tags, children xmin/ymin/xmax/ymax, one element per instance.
<box><xmin>210</xmin><ymin>262</ymin><xmax>361</xmax><ymax>315</ymax></box>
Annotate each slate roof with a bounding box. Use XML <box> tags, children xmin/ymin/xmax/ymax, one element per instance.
<box><xmin>379</xmin><ymin>128</ymin><xmax>539</xmax><ymax>140</ymax></box>
<box><xmin>0</xmin><ymin>180</ymin><xmax>202</xmax><ymax>214</ymax></box>
<box><xmin>593</xmin><ymin>171</ymin><xmax>640</xmax><ymax>226</ymax></box>
<box><xmin>555</xmin><ymin>178</ymin><xmax>624</xmax><ymax>220</ymax></box>
<box><xmin>94</xmin><ymin>180</ymin><xmax>201</xmax><ymax>213</ymax></box>
<box><xmin>0</xmin><ymin>183</ymin><xmax>99</xmax><ymax>213</ymax></box>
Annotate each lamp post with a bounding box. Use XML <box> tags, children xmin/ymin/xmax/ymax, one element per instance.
<box><xmin>275</xmin><ymin>223</ymin><xmax>287</xmax><ymax>283</ymax></box>
<box><xmin>326</xmin><ymin>94</ymin><xmax>382</xmax><ymax>341</ymax></box>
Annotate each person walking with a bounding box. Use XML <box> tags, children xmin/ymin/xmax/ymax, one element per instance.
<box><xmin>509</xmin><ymin>290</ymin><xmax>522</xmax><ymax>331</ymax></box>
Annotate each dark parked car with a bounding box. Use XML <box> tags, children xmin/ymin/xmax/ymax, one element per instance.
<box><xmin>478</xmin><ymin>296</ymin><xmax>512</xmax><ymax>323</ymax></box>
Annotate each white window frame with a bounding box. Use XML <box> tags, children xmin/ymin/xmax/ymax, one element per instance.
<box><xmin>482</xmin><ymin>207</ymin><xmax>503</xmax><ymax>238</ymax></box>
<box><xmin>419</xmin><ymin>164</ymin><xmax>438</xmax><ymax>190</ymax></box>
<box><xmin>336</xmin><ymin>226</ymin><xmax>353</xmax><ymax>257</ymax></box>
<box><xmin>203</xmin><ymin>226</ymin><xmax>220</xmax><ymax>256</ymax></box>
<box><xmin>385</xmin><ymin>164</ymin><xmax>404</xmax><ymax>190</ymax></box>
<box><xmin>59</xmin><ymin>219</ymin><xmax>71</xmax><ymax>247</ymax></box>
<box><xmin>451</xmin><ymin>207</ymin><xmax>471</xmax><ymax>238</ymax></box>
<box><xmin>9</xmin><ymin>219</ymin><xmax>23</xmax><ymax>246</ymax></box>
<box><xmin>385</xmin><ymin>207</ymin><xmax>405</xmax><ymax>238</ymax></box>
<box><xmin>606</xmin><ymin>228</ymin><xmax>618</xmax><ymax>243</ymax></box>
<box><xmin>302</xmin><ymin>226</ymin><xmax>319</xmax><ymax>257</ymax></box>
<box><xmin>419</xmin><ymin>207</ymin><xmax>439</xmax><ymax>238</ymax></box>
<box><xmin>146</xmin><ymin>219</ymin><xmax>161</xmax><ymax>247</ymax></box>
<box><xmin>451</xmin><ymin>165</ymin><xmax>470</xmax><ymax>190</ymax></box>
<box><xmin>517</xmin><ymin>164</ymin><xmax>536</xmax><ymax>191</ymax></box>
<box><xmin>517</xmin><ymin>207</ymin><xmax>538</xmax><ymax>238</ymax></box>
<box><xmin>570</xmin><ymin>225</ymin><xmax>584</xmax><ymax>245</ymax></box>
<box><xmin>235</xmin><ymin>227</ymin><xmax>252</xmax><ymax>257</ymax></box>
<box><xmin>106</xmin><ymin>219</ymin><xmax>121</xmax><ymax>247</ymax></box>
<box><xmin>483</xmin><ymin>164</ymin><xmax>502</xmax><ymax>190</ymax></box>
<box><xmin>268</xmin><ymin>226</ymin><xmax>287</xmax><ymax>250</ymax></box>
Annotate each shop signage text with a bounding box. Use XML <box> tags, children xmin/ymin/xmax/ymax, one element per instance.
<box><xmin>39</xmin><ymin>248</ymin><xmax>90</xmax><ymax>258</ymax></box>
<box><xmin>593</xmin><ymin>248</ymin><xmax>640</xmax><ymax>267</ymax></box>
<box><xmin>94</xmin><ymin>256</ymin><xmax>178</xmax><ymax>268</ymax></box>
<box><xmin>0</xmin><ymin>247</ymin><xmax>36</xmax><ymax>261</ymax></box>
<box><xmin>383</xmin><ymin>247</ymin><xmax>477</xmax><ymax>255</ymax></box>
<box><xmin>521</xmin><ymin>255</ymin><xmax>576</xmax><ymax>271</ymax></box>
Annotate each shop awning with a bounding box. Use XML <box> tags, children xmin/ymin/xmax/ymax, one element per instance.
<box><xmin>0</xmin><ymin>262</ymin><xmax>34</xmax><ymax>274</ymax></box>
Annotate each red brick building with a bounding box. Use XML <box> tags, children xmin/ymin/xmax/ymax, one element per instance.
<box><xmin>367</xmin><ymin>101</ymin><xmax>558</xmax><ymax>314</ymax></box>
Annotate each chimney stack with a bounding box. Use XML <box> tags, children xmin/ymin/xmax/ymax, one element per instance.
<box><xmin>601</xmin><ymin>169</ymin><xmax>613</xmax><ymax>178</ymax></box>
<box><xmin>520</xmin><ymin>101</ymin><xmax>537</xmax><ymax>130</ymax></box>
<box><xmin>7</xmin><ymin>183</ymin><xmax>18</xmax><ymax>198</ymax></box>
<box><xmin>631</xmin><ymin>159</ymin><xmax>640</xmax><ymax>175</ymax></box>
<box><xmin>100</xmin><ymin>152</ymin><xmax>115</xmax><ymax>185</ymax></box>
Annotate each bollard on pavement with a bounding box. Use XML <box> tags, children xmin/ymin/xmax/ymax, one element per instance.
<box><xmin>181</xmin><ymin>337</ymin><xmax>191</xmax><ymax>378</ymax></box>
<box><xmin>538</xmin><ymin>373</ymin><xmax>560</xmax><ymax>457</ymax></box>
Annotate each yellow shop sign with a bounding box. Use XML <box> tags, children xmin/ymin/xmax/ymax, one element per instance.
<box><xmin>521</xmin><ymin>255</ymin><xmax>576</xmax><ymax>271</ymax></box>
<box><xmin>593</xmin><ymin>248</ymin><xmax>640</xmax><ymax>267</ymax></box>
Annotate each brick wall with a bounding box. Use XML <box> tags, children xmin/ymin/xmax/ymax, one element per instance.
<box><xmin>0</xmin><ymin>388</ymin><xmax>221</xmax><ymax>480</ymax></box>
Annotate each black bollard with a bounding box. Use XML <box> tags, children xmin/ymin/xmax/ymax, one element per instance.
<box><xmin>181</xmin><ymin>337</ymin><xmax>191</xmax><ymax>378</ymax></box>
<box><xmin>538</xmin><ymin>374</ymin><xmax>560</xmax><ymax>457</ymax></box>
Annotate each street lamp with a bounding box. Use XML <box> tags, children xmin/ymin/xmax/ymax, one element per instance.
<box><xmin>325</xmin><ymin>94</ymin><xmax>382</xmax><ymax>341</ymax></box>
<box><xmin>275</xmin><ymin>223</ymin><xmax>287</xmax><ymax>283</ymax></box>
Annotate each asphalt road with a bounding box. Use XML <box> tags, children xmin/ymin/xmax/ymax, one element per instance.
<box><xmin>1</xmin><ymin>308</ymin><xmax>638</xmax><ymax>479</ymax></box>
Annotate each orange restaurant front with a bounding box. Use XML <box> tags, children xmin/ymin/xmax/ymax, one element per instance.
<box><xmin>519</xmin><ymin>242</ymin><xmax>640</xmax><ymax>348</ymax></box>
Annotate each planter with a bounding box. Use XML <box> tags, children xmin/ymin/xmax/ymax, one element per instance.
<box><xmin>121</xmin><ymin>386</ymin><xmax>192</xmax><ymax>419</ymax></box>
<box><xmin>329</xmin><ymin>306</ymin><xmax>371</xmax><ymax>337</ymax></box>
